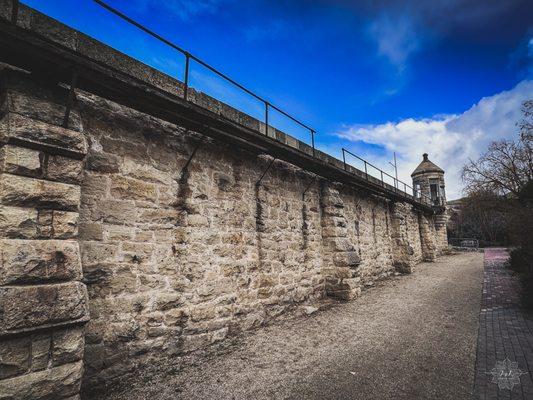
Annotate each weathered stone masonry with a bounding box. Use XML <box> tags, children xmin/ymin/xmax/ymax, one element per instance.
<box><xmin>0</xmin><ymin>71</ymin><xmax>89</xmax><ymax>399</ymax></box>
<box><xmin>0</xmin><ymin>2</ymin><xmax>448</xmax><ymax>398</ymax></box>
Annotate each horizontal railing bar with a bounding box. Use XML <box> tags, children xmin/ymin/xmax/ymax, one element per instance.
<box><xmin>94</xmin><ymin>0</ymin><xmax>314</xmax><ymax>133</ymax></box>
<box><xmin>267</xmin><ymin>103</ymin><xmax>314</xmax><ymax>132</ymax></box>
<box><xmin>343</xmin><ymin>148</ymin><xmax>395</xmax><ymax>180</ymax></box>
<box><xmin>342</xmin><ymin>147</ymin><xmax>433</xmax><ymax>203</ymax></box>
<box><xmin>190</xmin><ymin>55</ymin><xmax>264</xmax><ymax>103</ymax></box>
<box><xmin>342</xmin><ymin>148</ymin><xmax>383</xmax><ymax>175</ymax></box>
<box><xmin>93</xmin><ymin>0</ymin><xmax>433</xmax><ymax>207</ymax></box>
<box><xmin>94</xmin><ymin>0</ymin><xmax>189</xmax><ymax>56</ymax></box>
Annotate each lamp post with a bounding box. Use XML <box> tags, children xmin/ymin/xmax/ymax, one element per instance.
<box><xmin>389</xmin><ymin>152</ymin><xmax>398</xmax><ymax>189</ymax></box>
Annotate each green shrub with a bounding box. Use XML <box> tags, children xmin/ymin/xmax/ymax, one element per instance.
<box><xmin>510</xmin><ymin>248</ymin><xmax>533</xmax><ymax>309</ymax></box>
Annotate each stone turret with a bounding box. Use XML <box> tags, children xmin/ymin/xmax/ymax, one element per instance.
<box><xmin>411</xmin><ymin>153</ymin><xmax>446</xmax><ymax>208</ymax></box>
<box><xmin>411</xmin><ymin>153</ymin><xmax>448</xmax><ymax>251</ymax></box>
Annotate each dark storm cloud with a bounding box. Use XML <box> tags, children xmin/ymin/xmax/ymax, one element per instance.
<box><xmin>314</xmin><ymin>0</ymin><xmax>533</xmax><ymax>44</ymax></box>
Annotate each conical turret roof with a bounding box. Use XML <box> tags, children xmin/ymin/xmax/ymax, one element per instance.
<box><xmin>411</xmin><ymin>153</ymin><xmax>444</xmax><ymax>177</ymax></box>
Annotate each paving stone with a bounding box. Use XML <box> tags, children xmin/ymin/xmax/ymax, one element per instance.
<box><xmin>473</xmin><ymin>248</ymin><xmax>533</xmax><ymax>399</ymax></box>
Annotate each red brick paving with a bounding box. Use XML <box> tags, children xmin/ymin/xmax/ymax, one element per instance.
<box><xmin>474</xmin><ymin>248</ymin><xmax>533</xmax><ymax>400</ymax></box>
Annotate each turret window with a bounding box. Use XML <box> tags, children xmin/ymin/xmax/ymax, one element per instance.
<box><xmin>429</xmin><ymin>179</ymin><xmax>439</xmax><ymax>203</ymax></box>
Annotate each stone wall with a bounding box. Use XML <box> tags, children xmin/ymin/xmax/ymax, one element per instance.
<box><xmin>78</xmin><ymin>91</ymin><xmax>329</xmax><ymax>387</ymax></box>
<box><xmin>0</xmin><ymin>70</ymin><xmax>89</xmax><ymax>399</ymax></box>
<box><xmin>73</xmin><ymin>86</ymin><xmax>436</xmax><ymax>387</ymax></box>
<box><xmin>0</xmin><ymin>70</ymin><xmax>447</xmax><ymax>397</ymax></box>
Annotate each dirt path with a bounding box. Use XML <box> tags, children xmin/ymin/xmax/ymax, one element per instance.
<box><xmin>92</xmin><ymin>252</ymin><xmax>484</xmax><ymax>400</ymax></box>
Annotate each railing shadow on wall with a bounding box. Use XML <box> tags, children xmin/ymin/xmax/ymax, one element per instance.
<box><xmin>10</xmin><ymin>0</ymin><xmax>432</xmax><ymax>208</ymax></box>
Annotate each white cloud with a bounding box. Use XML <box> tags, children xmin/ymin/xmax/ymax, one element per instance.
<box><xmin>368</xmin><ymin>14</ymin><xmax>421</xmax><ymax>73</ymax></box>
<box><xmin>336</xmin><ymin>80</ymin><xmax>533</xmax><ymax>200</ymax></box>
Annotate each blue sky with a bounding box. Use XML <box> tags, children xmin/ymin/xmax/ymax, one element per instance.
<box><xmin>24</xmin><ymin>0</ymin><xmax>533</xmax><ymax>198</ymax></box>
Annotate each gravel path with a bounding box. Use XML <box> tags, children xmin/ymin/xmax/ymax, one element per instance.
<box><xmin>90</xmin><ymin>252</ymin><xmax>484</xmax><ymax>400</ymax></box>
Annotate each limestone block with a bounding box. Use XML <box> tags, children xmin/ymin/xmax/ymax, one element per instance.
<box><xmin>108</xmin><ymin>265</ymin><xmax>137</xmax><ymax>295</ymax></box>
<box><xmin>0</xmin><ymin>113</ymin><xmax>86</xmax><ymax>155</ymax></box>
<box><xmin>0</xmin><ymin>205</ymin><xmax>38</xmax><ymax>238</ymax></box>
<box><xmin>138</xmin><ymin>207</ymin><xmax>179</xmax><ymax>225</ymax></box>
<box><xmin>334</xmin><ymin>267</ymin><xmax>355</xmax><ymax>279</ymax></box>
<box><xmin>78</xmin><ymin>223</ymin><xmax>103</xmax><ymax>241</ymax></box>
<box><xmin>52</xmin><ymin>327</ymin><xmax>85</xmax><ymax>367</ymax></box>
<box><xmin>1</xmin><ymin>70</ymin><xmax>83</xmax><ymax>131</ymax></box>
<box><xmin>82</xmin><ymin>263</ymin><xmax>111</xmax><ymax>286</ymax></box>
<box><xmin>321</xmin><ymin>195</ymin><xmax>344</xmax><ymax>208</ymax></box>
<box><xmin>0</xmin><ymin>239</ymin><xmax>82</xmax><ymax>285</ymax></box>
<box><xmin>324</xmin><ymin>237</ymin><xmax>355</xmax><ymax>252</ymax></box>
<box><xmin>30</xmin><ymin>10</ymin><xmax>79</xmax><ymax>51</ymax></box>
<box><xmin>321</xmin><ymin>226</ymin><xmax>348</xmax><ymax>238</ymax></box>
<box><xmin>80</xmin><ymin>242</ymin><xmax>118</xmax><ymax>266</ymax></box>
<box><xmin>110</xmin><ymin>175</ymin><xmax>157</xmax><ymax>202</ymax></box>
<box><xmin>213</xmin><ymin>172</ymin><xmax>234</xmax><ymax>191</ymax></box>
<box><xmin>0</xmin><ymin>331</ymin><xmax>55</xmax><ymax>378</ymax></box>
<box><xmin>0</xmin><ymin>145</ymin><xmax>41</xmax><ymax>177</ymax></box>
<box><xmin>333</xmin><ymin>251</ymin><xmax>361</xmax><ymax>268</ymax></box>
<box><xmin>91</xmin><ymin>200</ymin><xmax>138</xmax><ymax>225</ymax></box>
<box><xmin>0</xmin><ymin>282</ymin><xmax>89</xmax><ymax>335</ymax></box>
<box><xmin>0</xmin><ymin>336</ymin><xmax>30</xmax><ymax>379</ymax></box>
<box><xmin>154</xmin><ymin>292</ymin><xmax>184</xmax><ymax>311</ymax></box>
<box><xmin>0</xmin><ymin>174</ymin><xmax>80</xmax><ymax>211</ymax></box>
<box><xmin>81</xmin><ymin>173</ymin><xmax>109</xmax><ymax>198</ymax></box>
<box><xmin>102</xmin><ymin>320</ymin><xmax>139</xmax><ymax>344</ymax></box>
<box><xmin>46</xmin><ymin>155</ymin><xmax>83</xmax><ymax>184</ymax></box>
<box><xmin>0</xmin><ymin>360</ymin><xmax>83</xmax><ymax>400</ymax></box>
<box><xmin>85</xmin><ymin>151</ymin><xmax>120</xmax><ymax>173</ymax></box>
<box><xmin>106</xmin><ymin>225</ymin><xmax>134</xmax><ymax>241</ymax></box>
<box><xmin>30</xmin><ymin>334</ymin><xmax>52</xmax><ymax>372</ymax></box>
<box><xmin>51</xmin><ymin>211</ymin><xmax>78</xmax><ymax>239</ymax></box>
<box><xmin>321</xmin><ymin>205</ymin><xmax>344</xmax><ymax>217</ymax></box>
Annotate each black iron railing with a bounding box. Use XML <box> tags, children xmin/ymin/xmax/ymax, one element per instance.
<box><xmin>341</xmin><ymin>148</ymin><xmax>433</xmax><ymax>204</ymax></box>
<box><xmin>9</xmin><ymin>0</ymin><xmax>435</xmax><ymax>208</ymax></box>
<box><xmin>449</xmin><ymin>238</ymin><xmax>479</xmax><ymax>248</ymax></box>
<box><xmin>93</xmin><ymin>0</ymin><xmax>317</xmax><ymax>155</ymax></box>
<box><xmin>92</xmin><ymin>1</ymin><xmax>431</xmax><ymax>206</ymax></box>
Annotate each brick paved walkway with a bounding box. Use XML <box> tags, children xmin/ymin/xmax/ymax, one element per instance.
<box><xmin>474</xmin><ymin>248</ymin><xmax>533</xmax><ymax>399</ymax></box>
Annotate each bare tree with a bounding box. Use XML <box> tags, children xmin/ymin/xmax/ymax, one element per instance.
<box><xmin>462</xmin><ymin>101</ymin><xmax>533</xmax><ymax>198</ymax></box>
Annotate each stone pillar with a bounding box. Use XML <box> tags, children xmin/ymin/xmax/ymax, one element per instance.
<box><xmin>418</xmin><ymin>213</ymin><xmax>437</xmax><ymax>262</ymax></box>
<box><xmin>434</xmin><ymin>213</ymin><xmax>448</xmax><ymax>253</ymax></box>
<box><xmin>389</xmin><ymin>203</ymin><xmax>418</xmax><ymax>273</ymax></box>
<box><xmin>320</xmin><ymin>182</ymin><xmax>361</xmax><ymax>300</ymax></box>
<box><xmin>0</xmin><ymin>70</ymin><xmax>89</xmax><ymax>399</ymax></box>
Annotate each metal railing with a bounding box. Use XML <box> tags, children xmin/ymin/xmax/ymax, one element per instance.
<box><xmin>93</xmin><ymin>0</ymin><xmax>432</xmax><ymax>207</ymax></box>
<box><xmin>341</xmin><ymin>148</ymin><xmax>433</xmax><ymax>204</ymax></box>
<box><xmin>93</xmin><ymin>0</ymin><xmax>317</xmax><ymax>155</ymax></box>
<box><xmin>449</xmin><ymin>238</ymin><xmax>479</xmax><ymax>248</ymax></box>
<box><xmin>10</xmin><ymin>0</ymin><xmax>436</xmax><ymax>209</ymax></box>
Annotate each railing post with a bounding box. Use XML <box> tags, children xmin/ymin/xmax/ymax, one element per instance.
<box><xmin>11</xmin><ymin>0</ymin><xmax>19</xmax><ymax>24</ymax></box>
<box><xmin>342</xmin><ymin>148</ymin><xmax>346</xmax><ymax>170</ymax></box>
<box><xmin>364</xmin><ymin>161</ymin><xmax>368</xmax><ymax>179</ymax></box>
<box><xmin>184</xmin><ymin>53</ymin><xmax>190</xmax><ymax>101</ymax></box>
<box><xmin>311</xmin><ymin>129</ymin><xmax>315</xmax><ymax>157</ymax></box>
<box><xmin>380</xmin><ymin>171</ymin><xmax>384</xmax><ymax>186</ymax></box>
<box><xmin>264</xmin><ymin>102</ymin><xmax>269</xmax><ymax>136</ymax></box>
